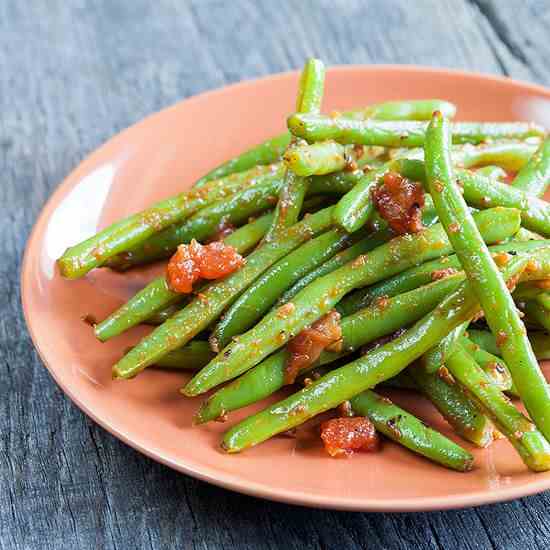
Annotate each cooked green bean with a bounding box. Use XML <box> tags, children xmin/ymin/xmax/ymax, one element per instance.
<box><xmin>338</xmin><ymin>239</ymin><xmax>550</xmax><ymax>316</ymax></box>
<box><xmin>95</xmin><ymin>212</ymin><xmax>274</xmax><ymax>341</ymax></box>
<box><xmin>184</xmin><ymin>208</ymin><xmax>520</xmax><ymax>397</ymax></box>
<box><xmin>284</xmin><ymin>140</ymin><xmax>349</xmax><ymax>176</ymax></box>
<box><xmin>512</xmin><ymin>139</ymin><xmax>550</xmax><ymax>198</ymax></box>
<box><xmin>58</xmin><ymin>163</ymin><xmax>280</xmax><ymax>279</ymax></box>
<box><xmin>446</xmin><ymin>345</ymin><xmax>550</xmax><ymax>471</ymax></box>
<box><xmin>263</xmin><ymin>59</ymin><xmax>325</xmax><ymax>242</ymax></box>
<box><xmin>421</xmin><ymin>322</ymin><xmax>468</xmax><ymax>374</ymax></box>
<box><xmin>154</xmin><ymin>341</ymin><xmax>215</xmax><ymax>369</ymax></box>
<box><xmin>350</xmin><ymin>390</ymin><xmax>474</xmax><ymax>471</ymax></box>
<box><xmin>195</xmin><ymin>273</ymin><xmax>464</xmax><ymax>424</ymax></box>
<box><xmin>524</xmin><ymin>300</ymin><xmax>550</xmax><ymax>332</ymax></box>
<box><xmin>360</xmin><ymin>99</ymin><xmax>457</xmax><ymax>121</ymax></box>
<box><xmin>112</xmin><ymin>207</ymin><xmax>336</xmax><ymax>379</ymax></box>
<box><xmin>221</xmin><ymin>254</ymin><xmax>535</xmax><ymax>452</ymax></box>
<box><xmin>475</xmin><ymin>165</ymin><xmax>508</xmax><ymax>180</ymax></box>
<box><xmin>409</xmin><ymin>364</ymin><xmax>494</xmax><ymax>448</ymax></box>
<box><xmin>288</xmin><ymin>113</ymin><xmax>545</xmax><ymax>148</ymax></box>
<box><xmin>424</xmin><ymin>111</ymin><xmax>550</xmax><ymax>442</ymax></box>
<box><xmin>467</xmin><ymin>329</ymin><xmax>550</xmax><ymax>361</ymax></box>
<box><xmin>537</xmin><ymin>292</ymin><xmax>550</xmax><ymax>311</ymax></box>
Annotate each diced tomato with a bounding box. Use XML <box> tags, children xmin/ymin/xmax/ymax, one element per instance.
<box><xmin>285</xmin><ymin>310</ymin><xmax>342</xmax><ymax>384</ymax></box>
<box><xmin>166</xmin><ymin>239</ymin><xmax>244</xmax><ymax>294</ymax></box>
<box><xmin>372</xmin><ymin>172</ymin><xmax>425</xmax><ymax>235</ymax></box>
<box><xmin>320</xmin><ymin>416</ymin><xmax>379</xmax><ymax>458</ymax></box>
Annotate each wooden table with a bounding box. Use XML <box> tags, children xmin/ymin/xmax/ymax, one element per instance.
<box><xmin>2</xmin><ymin>1</ymin><xmax>550</xmax><ymax>548</ymax></box>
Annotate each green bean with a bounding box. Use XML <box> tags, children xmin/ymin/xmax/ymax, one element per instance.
<box><xmin>184</xmin><ymin>207</ymin><xmax>520</xmax><ymax>397</ymax></box>
<box><xmin>94</xmin><ymin>212</ymin><xmax>274</xmax><ymax>341</ymax></box>
<box><xmin>513</xmin><ymin>282</ymin><xmax>546</xmax><ymax>301</ymax></box>
<box><xmin>145</xmin><ymin>303</ymin><xmax>182</xmax><ymax>325</ymax></box>
<box><xmin>350</xmin><ymin>390</ymin><xmax>474</xmax><ymax>471</ymax></box>
<box><xmin>360</xmin><ymin>99</ymin><xmax>457</xmax><ymax>121</ymax></box>
<box><xmin>338</xmin><ymin>239</ymin><xmax>550</xmax><ymax>316</ymax></box>
<box><xmin>524</xmin><ymin>300</ymin><xmax>550</xmax><ymax>332</ymax></box>
<box><xmin>381</xmin><ymin>370</ymin><xmax>418</xmax><ymax>390</ymax></box>
<box><xmin>424</xmin><ymin>112</ymin><xmax>550</xmax><ymax>442</ymax></box>
<box><xmin>112</xmin><ymin>207</ymin><xmax>336</xmax><ymax>379</ymax></box>
<box><xmin>107</xmin><ymin>169</ymin><xmax>285</xmax><ymax>269</ymax></box>
<box><xmin>514</xmin><ymin>227</ymin><xmax>545</xmax><ymax>241</ymax></box>
<box><xmin>467</xmin><ymin>329</ymin><xmax>550</xmax><ymax>361</ymax></box>
<box><xmin>287</xmin><ymin>113</ymin><xmax>545</xmax><ymax>148</ymax></box>
<box><xmin>195</xmin><ymin>273</ymin><xmax>464</xmax><ymax>424</ymax></box>
<box><xmin>446</xmin><ymin>345</ymin><xmax>550</xmax><ymax>471</ymax></box>
<box><xmin>537</xmin><ymin>292</ymin><xmax>550</xmax><ymax>311</ymax></box>
<box><xmin>221</xmin><ymin>254</ymin><xmax>535</xmax><ymax>452</ymax></box>
<box><xmin>194</xmin><ymin>134</ymin><xmax>291</xmax><ymax>188</ymax></box>
<box><xmin>421</xmin><ymin>322</ymin><xmax>468</xmax><ymax>374</ymax></box>
<box><xmin>211</xmin><ymin>228</ymin><xmax>357</xmax><ymax>351</ymax></box>
<box><xmin>263</xmin><ymin>59</ymin><xmax>325</xmax><ymax>242</ymax></box>
<box><xmin>57</xmin><ymin>163</ymin><xmax>280</xmax><ymax>279</ymax></box>
<box><xmin>396</xmin><ymin>157</ymin><xmax>550</xmax><ymax>237</ymax></box>
<box><xmin>397</xmin><ymin>142</ymin><xmax>538</xmax><ymax>172</ymax></box>
<box><xmin>409</xmin><ymin>364</ymin><xmax>494</xmax><ymax>448</ymax></box>
<box><xmin>153</xmin><ymin>341</ymin><xmax>215</xmax><ymax>369</ymax></box>
<box><xmin>459</xmin><ymin>336</ymin><xmax>512</xmax><ymax>392</ymax></box>
<box><xmin>284</xmin><ymin>141</ymin><xmax>349</xmax><ymax>176</ymax></box>
<box><xmin>332</xmin><ymin>164</ymin><xmax>391</xmax><ymax>232</ymax></box>
<box><xmin>475</xmin><ymin>165</ymin><xmax>508</xmax><ymax>180</ymax></box>
<box><xmin>512</xmin><ymin>139</ymin><xmax>550</xmax><ymax>198</ymax></box>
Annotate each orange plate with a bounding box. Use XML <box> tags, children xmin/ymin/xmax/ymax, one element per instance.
<box><xmin>21</xmin><ymin>66</ymin><xmax>550</xmax><ymax>512</ymax></box>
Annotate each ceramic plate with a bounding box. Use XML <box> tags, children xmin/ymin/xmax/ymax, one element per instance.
<box><xmin>22</xmin><ymin>66</ymin><xmax>550</xmax><ymax>511</ymax></box>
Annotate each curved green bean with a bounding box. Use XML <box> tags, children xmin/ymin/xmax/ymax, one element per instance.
<box><xmin>424</xmin><ymin>112</ymin><xmax>550</xmax><ymax>442</ymax></box>
<box><xmin>350</xmin><ymin>390</ymin><xmax>474</xmax><ymax>471</ymax></box>
<box><xmin>184</xmin><ymin>207</ymin><xmax>520</xmax><ymax>397</ymax></box>
<box><xmin>512</xmin><ymin>138</ymin><xmax>550</xmax><ymax>198</ymax></box>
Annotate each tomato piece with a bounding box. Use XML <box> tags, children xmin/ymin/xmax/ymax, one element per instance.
<box><xmin>285</xmin><ymin>310</ymin><xmax>341</xmax><ymax>384</ymax></box>
<box><xmin>320</xmin><ymin>416</ymin><xmax>379</xmax><ymax>458</ymax></box>
<box><xmin>166</xmin><ymin>239</ymin><xmax>244</xmax><ymax>294</ymax></box>
<box><xmin>372</xmin><ymin>172</ymin><xmax>425</xmax><ymax>235</ymax></box>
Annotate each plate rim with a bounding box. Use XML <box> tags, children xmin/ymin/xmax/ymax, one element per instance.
<box><xmin>21</xmin><ymin>64</ymin><xmax>550</xmax><ymax>512</ymax></box>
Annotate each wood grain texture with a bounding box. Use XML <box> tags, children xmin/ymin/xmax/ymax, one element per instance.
<box><xmin>1</xmin><ymin>0</ymin><xmax>549</xmax><ymax>548</ymax></box>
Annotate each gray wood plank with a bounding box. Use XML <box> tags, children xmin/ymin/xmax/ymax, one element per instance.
<box><xmin>1</xmin><ymin>1</ymin><xmax>550</xmax><ymax>549</ymax></box>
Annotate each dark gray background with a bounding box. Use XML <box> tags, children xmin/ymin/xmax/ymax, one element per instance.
<box><xmin>2</xmin><ymin>1</ymin><xmax>550</xmax><ymax>548</ymax></box>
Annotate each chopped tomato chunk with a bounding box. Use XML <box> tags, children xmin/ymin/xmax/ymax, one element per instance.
<box><xmin>372</xmin><ymin>172</ymin><xmax>425</xmax><ymax>235</ymax></box>
<box><xmin>166</xmin><ymin>239</ymin><xmax>244</xmax><ymax>294</ymax></box>
<box><xmin>320</xmin><ymin>416</ymin><xmax>379</xmax><ymax>458</ymax></box>
<box><xmin>285</xmin><ymin>310</ymin><xmax>342</xmax><ymax>384</ymax></box>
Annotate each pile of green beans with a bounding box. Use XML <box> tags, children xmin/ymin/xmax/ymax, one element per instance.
<box><xmin>59</xmin><ymin>58</ymin><xmax>550</xmax><ymax>473</ymax></box>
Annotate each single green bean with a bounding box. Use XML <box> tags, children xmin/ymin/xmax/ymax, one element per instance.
<box><xmin>184</xmin><ymin>207</ymin><xmax>521</xmax><ymax>396</ymax></box>
<box><xmin>424</xmin><ymin>112</ymin><xmax>550</xmax><ymax>442</ymax></box>
<box><xmin>145</xmin><ymin>303</ymin><xmax>182</xmax><ymax>325</ymax></box>
<box><xmin>512</xmin><ymin>139</ymin><xmax>550</xmax><ymax>198</ymax></box>
<box><xmin>194</xmin><ymin>134</ymin><xmax>291</xmax><ymax>188</ymax></box>
<box><xmin>95</xmin><ymin>212</ymin><xmax>274</xmax><ymax>341</ymax></box>
<box><xmin>475</xmin><ymin>165</ymin><xmax>507</xmax><ymax>180</ymax></box>
<box><xmin>351</xmin><ymin>390</ymin><xmax>474</xmax><ymax>471</ymax></box>
<box><xmin>57</xmin><ymin>163</ymin><xmax>280</xmax><ymax>279</ymax></box>
<box><xmin>195</xmin><ymin>273</ymin><xmax>465</xmax><ymax>424</ymax></box>
<box><xmin>153</xmin><ymin>341</ymin><xmax>215</xmax><ymax>369</ymax></box>
<box><xmin>210</xmin><ymin>228</ymin><xmax>357</xmax><ymax>350</ymax></box>
<box><xmin>446</xmin><ymin>345</ymin><xmax>550</xmax><ymax>471</ymax></box>
<box><xmin>221</xmin><ymin>255</ymin><xmax>534</xmax><ymax>451</ymax></box>
<box><xmin>409</xmin><ymin>364</ymin><xmax>495</xmax><ymax>448</ymax></box>
<box><xmin>284</xmin><ymin>141</ymin><xmax>349</xmax><ymax>176</ymax></box>
<box><xmin>112</xmin><ymin>207</ymin><xmax>336</xmax><ymax>379</ymax></box>
<box><xmin>360</xmin><ymin>99</ymin><xmax>457</xmax><ymax>121</ymax></box>
<box><xmin>287</xmin><ymin>113</ymin><xmax>545</xmax><ymax>148</ymax></box>
<box><xmin>537</xmin><ymin>292</ymin><xmax>550</xmax><ymax>311</ymax></box>
<box><xmin>263</xmin><ymin>59</ymin><xmax>325</xmax><ymax>242</ymax></box>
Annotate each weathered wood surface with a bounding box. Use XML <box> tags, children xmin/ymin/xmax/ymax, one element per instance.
<box><xmin>2</xmin><ymin>1</ymin><xmax>550</xmax><ymax>548</ymax></box>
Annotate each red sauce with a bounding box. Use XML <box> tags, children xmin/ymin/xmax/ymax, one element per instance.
<box><xmin>285</xmin><ymin>310</ymin><xmax>342</xmax><ymax>384</ymax></box>
<box><xmin>320</xmin><ymin>416</ymin><xmax>379</xmax><ymax>458</ymax></box>
<box><xmin>166</xmin><ymin>239</ymin><xmax>244</xmax><ymax>294</ymax></box>
<box><xmin>372</xmin><ymin>172</ymin><xmax>425</xmax><ymax>235</ymax></box>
